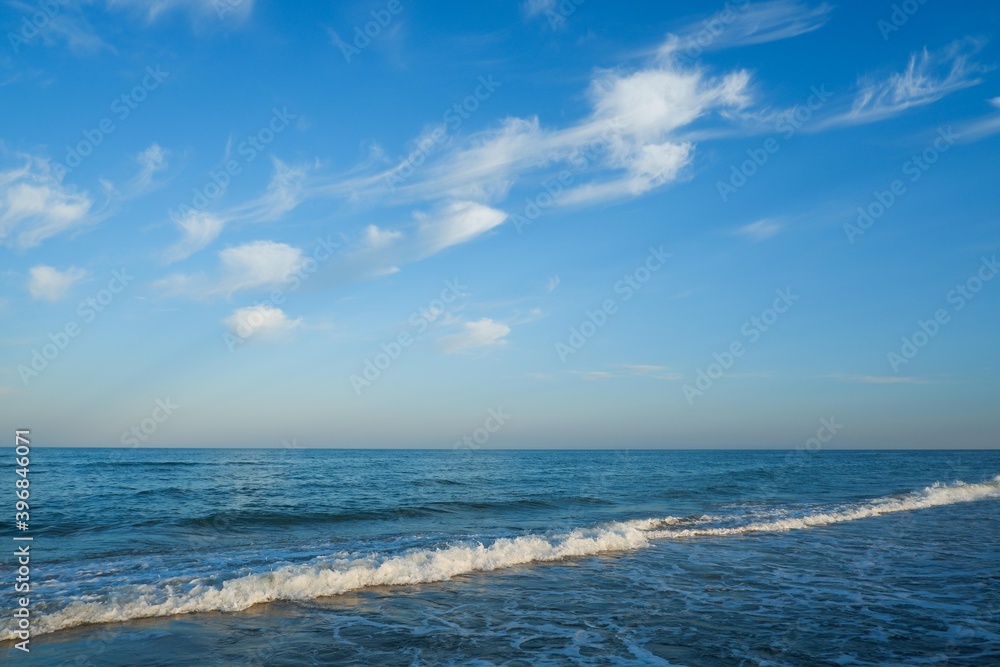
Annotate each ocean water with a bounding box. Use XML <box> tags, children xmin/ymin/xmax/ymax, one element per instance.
<box><xmin>4</xmin><ymin>448</ymin><xmax>1000</xmax><ymax>666</ymax></box>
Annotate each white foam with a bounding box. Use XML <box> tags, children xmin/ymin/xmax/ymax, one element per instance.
<box><xmin>649</xmin><ymin>475</ymin><xmax>1000</xmax><ymax>539</ymax></box>
<box><xmin>13</xmin><ymin>522</ymin><xmax>659</xmax><ymax>639</ymax></box>
<box><xmin>4</xmin><ymin>476</ymin><xmax>998</xmax><ymax>641</ymax></box>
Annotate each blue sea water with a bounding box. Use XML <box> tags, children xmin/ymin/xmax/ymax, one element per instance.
<box><xmin>4</xmin><ymin>448</ymin><xmax>1000</xmax><ymax>666</ymax></box>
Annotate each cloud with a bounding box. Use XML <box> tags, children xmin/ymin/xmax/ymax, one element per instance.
<box><xmin>164</xmin><ymin>210</ymin><xmax>226</xmax><ymax>263</ymax></box>
<box><xmin>734</xmin><ymin>218</ymin><xmax>782</xmax><ymax>241</ymax></box>
<box><xmin>662</xmin><ymin>0</ymin><xmax>833</xmax><ymax>59</ymax></box>
<box><xmin>294</xmin><ymin>34</ymin><xmax>980</xmax><ymax>231</ymax></box>
<box><xmin>162</xmin><ymin>33</ymin><xmax>759</xmax><ymax>290</ymax></box>
<box><xmin>422</xmin><ymin>61</ymin><xmax>745</xmax><ymax>205</ymax></box>
<box><xmin>361</xmin><ymin>224</ymin><xmax>403</xmax><ymax>250</ymax></box>
<box><xmin>164</xmin><ymin>158</ymin><xmax>310</xmax><ymax>262</ymax></box>
<box><xmin>224</xmin><ymin>304</ymin><xmax>301</xmax><ymax>342</ymax></box>
<box><xmin>312</xmin><ymin>201</ymin><xmax>507</xmax><ymax>286</ymax></box>
<box><xmin>230</xmin><ymin>158</ymin><xmax>310</xmax><ymax>223</ymax></box>
<box><xmin>311</xmin><ymin>35</ymin><xmax>753</xmax><ymax>210</ymax></box>
<box><xmin>215</xmin><ymin>241</ymin><xmax>305</xmax><ymax>294</ymax></box>
<box><xmin>416</xmin><ymin>201</ymin><xmax>508</xmax><ymax>254</ymax></box>
<box><xmin>6</xmin><ymin>1</ymin><xmax>112</xmax><ymax>55</ymax></box>
<box><xmin>0</xmin><ymin>155</ymin><xmax>94</xmax><ymax>249</ymax></box>
<box><xmin>99</xmin><ymin>144</ymin><xmax>170</xmax><ymax>205</ymax></box>
<box><xmin>130</xmin><ymin>144</ymin><xmax>169</xmax><ymax>194</ymax></box>
<box><xmin>442</xmin><ymin>318</ymin><xmax>511</xmax><ymax>354</ymax></box>
<box><xmin>108</xmin><ymin>0</ymin><xmax>254</xmax><ymax>22</ymax></box>
<box><xmin>828</xmin><ymin>373</ymin><xmax>931</xmax><ymax>385</ymax></box>
<box><xmin>571</xmin><ymin>364</ymin><xmax>683</xmax><ymax>380</ymax></box>
<box><xmin>157</xmin><ymin>240</ymin><xmax>306</xmax><ymax>298</ymax></box>
<box><xmin>837</xmin><ymin>39</ymin><xmax>987</xmax><ymax>126</ymax></box>
<box><xmin>27</xmin><ymin>265</ymin><xmax>87</xmax><ymax>301</ymax></box>
<box><xmin>957</xmin><ymin>96</ymin><xmax>1000</xmax><ymax>141</ymax></box>
<box><xmin>522</xmin><ymin>0</ymin><xmax>557</xmax><ymax>18</ymax></box>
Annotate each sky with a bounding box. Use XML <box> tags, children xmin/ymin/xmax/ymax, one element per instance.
<box><xmin>1</xmin><ymin>0</ymin><xmax>999</xmax><ymax>449</ymax></box>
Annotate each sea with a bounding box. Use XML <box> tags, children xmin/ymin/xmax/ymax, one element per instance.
<box><xmin>3</xmin><ymin>448</ymin><xmax>999</xmax><ymax>666</ymax></box>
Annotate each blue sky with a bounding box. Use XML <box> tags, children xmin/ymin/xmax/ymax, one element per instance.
<box><xmin>1</xmin><ymin>0</ymin><xmax>999</xmax><ymax>448</ymax></box>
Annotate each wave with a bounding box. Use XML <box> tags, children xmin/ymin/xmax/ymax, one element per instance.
<box><xmin>647</xmin><ymin>475</ymin><xmax>1000</xmax><ymax>538</ymax></box>
<box><xmin>4</xmin><ymin>475</ymin><xmax>998</xmax><ymax>641</ymax></box>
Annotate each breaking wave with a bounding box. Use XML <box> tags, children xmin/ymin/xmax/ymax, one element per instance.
<box><xmin>4</xmin><ymin>476</ymin><xmax>998</xmax><ymax>641</ymax></box>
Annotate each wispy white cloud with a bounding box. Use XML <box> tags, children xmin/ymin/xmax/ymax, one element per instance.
<box><xmin>833</xmin><ymin>39</ymin><xmax>987</xmax><ymax>126</ymax></box>
<box><xmin>956</xmin><ymin>96</ymin><xmax>1000</xmax><ymax>141</ymax></box>
<box><xmin>164</xmin><ymin>210</ymin><xmax>226</xmax><ymax>263</ymax></box>
<box><xmin>571</xmin><ymin>364</ymin><xmax>683</xmax><ymax>380</ymax></box>
<box><xmin>522</xmin><ymin>0</ymin><xmax>557</xmax><ymax>18</ymax></box>
<box><xmin>27</xmin><ymin>265</ymin><xmax>87</xmax><ymax>301</ymax></box>
<box><xmin>164</xmin><ymin>158</ymin><xmax>309</xmax><ymax>263</ymax></box>
<box><xmin>734</xmin><ymin>218</ymin><xmax>782</xmax><ymax>241</ymax></box>
<box><xmin>315</xmin><ymin>46</ymin><xmax>752</xmax><ymax>209</ymax></box>
<box><xmin>442</xmin><ymin>317</ymin><xmax>511</xmax><ymax>354</ymax></box>
<box><xmin>228</xmin><ymin>158</ymin><xmax>310</xmax><ymax>223</ymax></box>
<box><xmin>0</xmin><ymin>144</ymin><xmax>166</xmax><ymax>249</ymax></box>
<box><xmin>415</xmin><ymin>200</ymin><xmax>508</xmax><ymax>255</ymax></box>
<box><xmin>107</xmin><ymin>0</ymin><xmax>254</xmax><ymax>23</ymax></box>
<box><xmin>162</xmin><ymin>32</ymin><xmax>765</xmax><ymax>289</ymax></box>
<box><xmin>130</xmin><ymin>144</ymin><xmax>169</xmax><ymax>194</ymax></box>
<box><xmin>307</xmin><ymin>201</ymin><xmax>508</xmax><ymax>286</ymax></box>
<box><xmin>0</xmin><ymin>155</ymin><xmax>94</xmax><ymax>249</ymax></box>
<box><xmin>828</xmin><ymin>373</ymin><xmax>931</xmax><ymax>385</ymax></box>
<box><xmin>6</xmin><ymin>1</ymin><xmax>112</xmax><ymax>55</ymax></box>
<box><xmin>661</xmin><ymin>0</ymin><xmax>833</xmax><ymax>59</ymax></box>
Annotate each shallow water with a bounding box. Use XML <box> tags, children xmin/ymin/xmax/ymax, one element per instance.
<box><xmin>5</xmin><ymin>448</ymin><xmax>1000</xmax><ymax>665</ymax></box>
